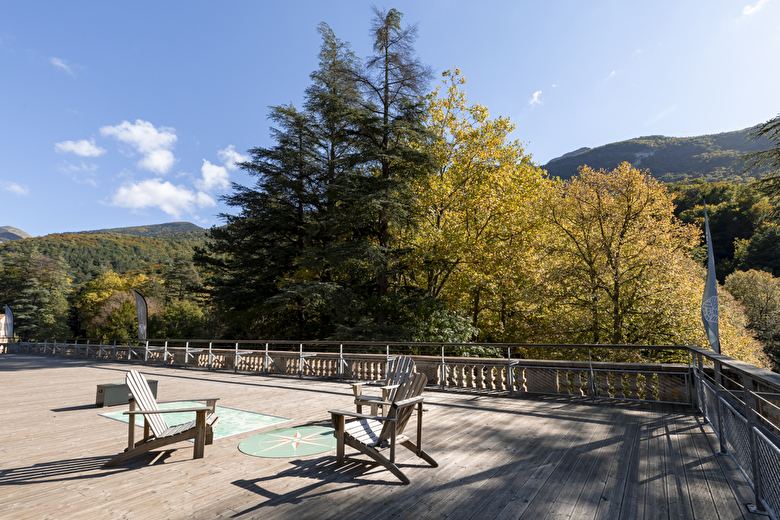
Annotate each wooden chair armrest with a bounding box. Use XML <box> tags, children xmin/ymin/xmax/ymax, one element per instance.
<box><xmin>155</xmin><ymin>397</ymin><xmax>220</xmax><ymax>404</ymax></box>
<box><xmin>329</xmin><ymin>409</ymin><xmax>397</xmax><ymax>422</ymax></box>
<box><xmin>354</xmin><ymin>396</ymin><xmax>391</xmax><ymax>404</ymax></box>
<box><xmin>379</xmin><ymin>384</ymin><xmax>400</xmax><ymax>391</ymax></box>
<box><xmin>123</xmin><ymin>406</ymin><xmax>213</xmax><ymax>415</ymax></box>
<box><xmin>392</xmin><ymin>396</ymin><xmax>425</xmax><ymax>409</ymax></box>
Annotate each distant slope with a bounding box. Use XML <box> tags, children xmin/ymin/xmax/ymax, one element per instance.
<box><xmin>0</xmin><ymin>225</ymin><xmax>32</xmax><ymax>243</ymax></box>
<box><xmin>543</xmin><ymin>127</ymin><xmax>773</xmax><ymax>183</ymax></box>
<box><xmin>0</xmin><ymin>231</ymin><xmax>207</xmax><ymax>286</ymax></box>
<box><xmin>75</xmin><ymin>221</ymin><xmax>205</xmax><ymax>237</ymax></box>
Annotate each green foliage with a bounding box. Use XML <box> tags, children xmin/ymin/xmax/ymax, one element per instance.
<box><xmin>152</xmin><ymin>300</ymin><xmax>207</xmax><ymax>339</ymax></box>
<box><xmin>669</xmin><ymin>180</ymin><xmax>773</xmax><ymax>279</ymax></box>
<box><xmin>0</xmin><ymin>249</ymin><xmax>71</xmax><ymax>338</ymax></box>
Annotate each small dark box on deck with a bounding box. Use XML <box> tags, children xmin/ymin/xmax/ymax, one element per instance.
<box><xmin>96</xmin><ymin>380</ymin><xmax>158</xmax><ymax>407</ymax></box>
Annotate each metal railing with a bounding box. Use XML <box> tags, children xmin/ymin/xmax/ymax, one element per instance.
<box><xmin>691</xmin><ymin>346</ymin><xmax>780</xmax><ymax>518</ymax></box>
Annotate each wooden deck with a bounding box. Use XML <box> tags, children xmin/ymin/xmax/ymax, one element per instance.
<box><xmin>0</xmin><ymin>354</ymin><xmax>761</xmax><ymax>519</ymax></box>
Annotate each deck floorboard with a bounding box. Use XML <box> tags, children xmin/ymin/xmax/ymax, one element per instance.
<box><xmin>0</xmin><ymin>354</ymin><xmax>761</xmax><ymax>520</ymax></box>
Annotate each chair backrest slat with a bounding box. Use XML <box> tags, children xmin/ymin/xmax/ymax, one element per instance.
<box><xmin>126</xmin><ymin>370</ymin><xmax>168</xmax><ymax>437</ymax></box>
<box><xmin>385</xmin><ymin>356</ymin><xmax>416</xmax><ymax>401</ymax></box>
<box><xmin>378</xmin><ymin>372</ymin><xmax>427</xmax><ymax>443</ymax></box>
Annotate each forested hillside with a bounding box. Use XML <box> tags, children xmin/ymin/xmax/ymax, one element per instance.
<box><xmin>74</xmin><ymin>222</ymin><xmax>205</xmax><ymax>237</ymax></box>
<box><xmin>0</xmin><ymin>230</ymin><xmax>206</xmax><ymax>286</ymax></box>
<box><xmin>544</xmin><ymin>128</ymin><xmax>772</xmax><ymax>183</ymax></box>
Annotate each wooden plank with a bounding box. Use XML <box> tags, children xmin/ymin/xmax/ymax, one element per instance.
<box><xmin>544</xmin><ymin>403</ymin><xmax>623</xmax><ymax>520</ymax></box>
<box><xmin>661</xmin><ymin>409</ymin><xmax>694</xmax><ymax>520</ymax></box>
<box><xmin>568</xmin><ymin>404</ymin><xmax>629</xmax><ymax>520</ymax></box>
<box><xmin>684</xmin><ymin>412</ymin><xmax>757</xmax><ymax>519</ymax></box>
<box><xmin>644</xmin><ymin>408</ymin><xmax>668</xmax><ymax>520</ymax></box>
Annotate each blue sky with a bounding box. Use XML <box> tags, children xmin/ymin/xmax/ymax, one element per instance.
<box><xmin>1</xmin><ymin>0</ymin><xmax>779</xmax><ymax>237</ymax></box>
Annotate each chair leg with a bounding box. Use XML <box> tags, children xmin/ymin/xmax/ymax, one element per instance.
<box><xmin>400</xmin><ymin>439</ymin><xmax>438</xmax><ymax>467</ymax></box>
<box><xmin>331</xmin><ymin>413</ymin><xmax>345</xmax><ymax>465</ymax></box>
<box><xmin>193</xmin><ymin>411</ymin><xmax>206</xmax><ymax>459</ymax></box>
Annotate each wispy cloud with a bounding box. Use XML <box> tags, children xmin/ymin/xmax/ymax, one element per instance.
<box><xmin>100</xmin><ymin>120</ymin><xmax>177</xmax><ymax>174</ymax></box>
<box><xmin>743</xmin><ymin>0</ymin><xmax>770</xmax><ymax>16</ymax></box>
<box><xmin>606</xmin><ymin>70</ymin><xmax>616</xmax><ymax>81</ymax></box>
<box><xmin>50</xmin><ymin>57</ymin><xmax>75</xmax><ymax>76</ymax></box>
<box><xmin>217</xmin><ymin>145</ymin><xmax>249</xmax><ymax>171</ymax></box>
<box><xmin>529</xmin><ymin>90</ymin><xmax>543</xmax><ymax>107</ymax></box>
<box><xmin>645</xmin><ymin>105</ymin><xmax>678</xmax><ymax>126</ymax></box>
<box><xmin>59</xmin><ymin>162</ymin><xmax>99</xmax><ymax>186</ymax></box>
<box><xmin>3</xmin><ymin>182</ymin><xmax>29</xmax><ymax>196</ymax></box>
<box><xmin>110</xmin><ymin>178</ymin><xmax>215</xmax><ymax>218</ymax></box>
<box><xmin>55</xmin><ymin>138</ymin><xmax>106</xmax><ymax>157</ymax></box>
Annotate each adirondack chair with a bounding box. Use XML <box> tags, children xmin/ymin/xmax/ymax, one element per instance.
<box><xmin>351</xmin><ymin>355</ymin><xmax>416</xmax><ymax>415</ymax></box>
<box><xmin>330</xmin><ymin>372</ymin><xmax>437</xmax><ymax>484</ymax></box>
<box><xmin>104</xmin><ymin>370</ymin><xmax>220</xmax><ymax>467</ymax></box>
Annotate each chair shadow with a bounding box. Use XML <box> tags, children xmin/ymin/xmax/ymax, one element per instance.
<box><xmin>231</xmin><ymin>455</ymin><xmax>405</xmax><ymax>517</ymax></box>
<box><xmin>0</xmin><ymin>450</ymin><xmax>186</xmax><ymax>485</ymax></box>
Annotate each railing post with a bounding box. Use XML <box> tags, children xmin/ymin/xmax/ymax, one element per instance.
<box><xmin>440</xmin><ymin>346</ymin><xmax>446</xmax><ymax>391</ymax></box>
<box><xmin>299</xmin><ymin>343</ymin><xmax>304</xmax><ymax>378</ymax></box>
<box><xmin>184</xmin><ymin>341</ymin><xmax>190</xmax><ymax>367</ymax></box>
<box><xmin>235</xmin><ymin>342</ymin><xmax>240</xmax><ymax>374</ymax></box>
<box><xmin>208</xmin><ymin>342</ymin><xmax>213</xmax><ymax>370</ymax></box>
<box><xmin>264</xmin><ymin>343</ymin><xmax>269</xmax><ymax>374</ymax></box>
<box><xmin>587</xmin><ymin>347</ymin><xmax>596</xmax><ymax>399</ymax></box>
<box><xmin>143</xmin><ymin>340</ymin><xmax>149</xmax><ymax>364</ymax></box>
<box><xmin>713</xmin><ymin>360</ymin><xmax>727</xmax><ymax>454</ymax></box>
<box><xmin>741</xmin><ymin>374</ymin><xmax>766</xmax><ymax>514</ymax></box>
<box><xmin>339</xmin><ymin>344</ymin><xmax>344</xmax><ymax>381</ymax></box>
<box><xmin>507</xmin><ymin>347</ymin><xmax>514</xmax><ymax>397</ymax></box>
<box><xmin>688</xmin><ymin>349</ymin><xmax>696</xmax><ymax>408</ymax></box>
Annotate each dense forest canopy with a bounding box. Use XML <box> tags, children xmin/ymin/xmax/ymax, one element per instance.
<box><xmin>2</xmin><ymin>9</ymin><xmax>780</xmax><ymax>372</ymax></box>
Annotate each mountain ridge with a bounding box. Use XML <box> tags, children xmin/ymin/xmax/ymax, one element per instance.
<box><xmin>543</xmin><ymin>126</ymin><xmax>772</xmax><ymax>183</ymax></box>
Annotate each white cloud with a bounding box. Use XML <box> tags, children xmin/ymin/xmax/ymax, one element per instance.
<box><xmin>110</xmin><ymin>178</ymin><xmax>215</xmax><ymax>218</ymax></box>
<box><xmin>3</xmin><ymin>182</ymin><xmax>29</xmax><ymax>196</ymax></box>
<box><xmin>100</xmin><ymin>120</ymin><xmax>177</xmax><ymax>174</ymax></box>
<box><xmin>743</xmin><ymin>0</ymin><xmax>770</xmax><ymax>16</ymax></box>
<box><xmin>54</xmin><ymin>138</ymin><xmax>106</xmax><ymax>157</ymax></box>
<box><xmin>606</xmin><ymin>70</ymin><xmax>616</xmax><ymax>80</ymax></box>
<box><xmin>197</xmin><ymin>159</ymin><xmax>230</xmax><ymax>192</ymax></box>
<box><xmin>529</xmin><ymin>90</ymin><xmax>543</xmax><ymax>106</ymax></box>
<box><xmin>217</xmin><ymin>145</ymin><xmax>249</xmax><ymax>170</ymax></box>
<box><xmin>50</xmin><ymin>57</ymin><xmax>75</xmax><ymax>76</ymax></box>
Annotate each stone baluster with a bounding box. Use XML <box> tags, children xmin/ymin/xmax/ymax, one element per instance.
<box><xmin>614</xmin><ymin>372</ymin><xmax>625</xmax><ymax>398</ymax></box>
<box><xmin>516</xmin><ymin>366</ymin><xmax>526</xmax><ymax>392</ymax></box>
<box><xmin>644</xmin><ymin>373</ymin><xmax>657</xmax><ymax>400</ymax></box>
<box><xmin>629</xmin><ymin>373</ymin><xmax>640</xmax><ymax>400</ymax></box>
<box><xmin>600</xmin><ymin>372</ymin><xmax>611</xmax><ymax>398</ymax></box>
<box><xmin>476</xmin><ymin>366</ymin><xmax>485</xmax><ymax>389</ymax></box>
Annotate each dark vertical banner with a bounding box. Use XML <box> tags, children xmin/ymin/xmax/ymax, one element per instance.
<box><xmin>3</xmin><ymin>304</ymin><xmax>12</xmax><ymax>339</ymax></box>
<box><xmin>132</xmin><ymin>290</ymin><xmax>148</xmax><ymax>340</ymax></box>
<box><xmin>701</xmin><ymin>201</ymin><xmax>720</xmax><ymax>354</ymax></box>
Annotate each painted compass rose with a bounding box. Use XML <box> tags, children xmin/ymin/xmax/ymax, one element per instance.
<box><xmin>238</xmin><ymin>426</ymin><xmax>337</xmax><ymax>458</ymax></box>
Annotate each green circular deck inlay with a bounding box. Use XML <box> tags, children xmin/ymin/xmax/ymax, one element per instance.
<box><xmin>238</xmin><ymin>426</ymin><xmax>336</xmax><ymax>458</ymax></box>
